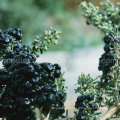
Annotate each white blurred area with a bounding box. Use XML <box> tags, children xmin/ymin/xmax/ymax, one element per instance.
<box><xmin>0</xmin><ymin>45</ymin><xmax>103</xmax><ymax>116</ymax></box>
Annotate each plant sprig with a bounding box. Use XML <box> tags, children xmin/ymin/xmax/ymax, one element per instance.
<box><xmin>75</xmin><ymin>0</ymin><xmax>120</xmax><ymax>119</ymax></box>
<box><xmin>80</xmin><ymin>0</ymin><xmax>120</xmax><ymax>33</ymax></box>
<box><xmin>31</xmin><ymin>27</ymin><xmax>61</xmax><ymax>56</ymax></box>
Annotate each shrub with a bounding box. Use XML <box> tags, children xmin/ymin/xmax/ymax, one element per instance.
<box><xmin>74</xmin><ymin>0</ymin><xmax>120</xmax><ymax>120</ymax></box>
<box><xmin>0</xmin><ymin>27</ymin><xmax>67</xmax><ymax>120</ymax></box>
<box><xmin>0</xmin><ymin>0</ymin><xmax>120</xmax><ymax>120</ymax></box>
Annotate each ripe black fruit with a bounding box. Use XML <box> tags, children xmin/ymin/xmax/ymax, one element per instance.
<box><xmin>54</xmin><ymin>63</ymin><xmax>61</xmax><ymax>70</ymax></box>
<box><xmin>89</xmin><ymin>102</ymin><xmax>98</xmax><ymax>111</ymax></box>
<box><xmin>7</xmin><ymin>28</ymin><xmax>22</xmax><ymax>40</ymax></box>
<box><xmin>86</xmin><ymin>94</ymin><xmax>94</xmax><ymax>101</ymax></box>
<box><xmin>104</xmin><ymin>44</ymin><xmax>111</xmax><ymax>53</ymax></box>
<box><xmin>76</xmin><ymin>114</ymin><xmax>85</xmax><ymax>120</ymax></box>
<box><xmin>104</xmin><ymin>34</ymin><xmax>113</xmax><ymax>43</ymax></box>
<box><xmin>54</xmin><ymin>70</ymin><xmax>61</xmax><ymax>78</ymax></box>
<box><xmin>114</xmin><ymin>38</ymin><xmax>120</xmax><ymax>43</ymax></box>
<box><xmin>77</xmin><ymin>95</ymin><xmax>86</xmax><ymax>102</ymax></box>
<box><xmin>38</xmin><ymin>95</ymin><xmax>46</xmax><ymax>104</ymax></box>
<box><xmin>104</xmin><ymin>77</ymin><xmax>110</xmax><ymax>83</ymax></box>
<box><xmin>43</xmin><ymin>62</ymin><xmax>54</xmax><ymax>72</ymax></box>
<box><xmin>75</xmin><ymin>101</ymin><xmax>86</xmax><ymax>110</ymax></box>
<box><xmin>48</xmin><ymin>94</ymin><xmax>56</xmax><ymax>103</ymax></box>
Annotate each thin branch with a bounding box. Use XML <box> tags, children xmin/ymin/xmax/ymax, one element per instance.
<box><xmin>100</xmin><ymin>104</ymin><xmax>120</xmax><ymax>120</ymax></box>
<box><xmin>114</xmin><ymin>33</ymin><xmax>119</xmax><ymax>101</ymax></box>
<box><xmin>36</xmin><ymin>107</ymin><xmax>45</xmax><ymax>120</ymax></box>
<box><xmin>0</xmin><ymin>86</ymin><xmax>6</xmax><ymax>99</ymax></box>
<box><xmin>55</xmin><ymin>117</ymin><xmax>75</xmax><ymax>120</ymax></box>
<box><xmin>94</xmin><ymin>75</ymin><xmax>101</xmax><ymax>81</ymax></box>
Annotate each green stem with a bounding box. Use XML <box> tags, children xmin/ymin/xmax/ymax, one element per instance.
<box><xmin>114</xmin><ymin>37</ymin><xmax>119</xmax><ymax>101</ymax></box>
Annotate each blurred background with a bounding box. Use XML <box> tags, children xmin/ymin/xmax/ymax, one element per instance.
<box><xmin>0</xmin><ymin>0</ymin><xmax>118</xmax><ymax>49</ymax></box>
<box><xmin>0</xmin><ymin>0</ymin><xmax>104</xmax><ymax>49</ymax></box>
<box><xmin>0</xmin><ymin>0</ymin><xmax>119</xmax><ymax>116</ymax></box>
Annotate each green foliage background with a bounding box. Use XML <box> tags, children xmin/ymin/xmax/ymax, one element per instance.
<box><xmin>0</xmin><ymin>0</ymin><xmax>102</xmax><ymax>51</ymax></box>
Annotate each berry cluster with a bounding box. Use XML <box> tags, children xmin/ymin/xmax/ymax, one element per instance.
<box><xmin>0</xmin><ymin>28</ymin><xmax>65</xmax><ymax>119</ymax></box>
<box><xmin>98</xmin><ymin>33</ymin><xmax>116</xmax><ymax>83</ymax></box>
<box><xmin>75</xmin><ymin>94</ymin><xmax>98</xmax><ymax>120</ymax></box>
<box><xmin>0</xmin><ymin>28</ymin><xmax>22</xmax><ymax>56</ymax></box>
